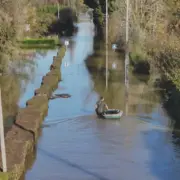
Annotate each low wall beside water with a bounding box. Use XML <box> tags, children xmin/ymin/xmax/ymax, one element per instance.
<box><xmin>0</xmin><ymin>46</ymin><xmax>66</xmax><ymax>180</ymax></box>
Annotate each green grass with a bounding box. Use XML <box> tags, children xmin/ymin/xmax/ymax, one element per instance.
<box><xmin>130</xmin><ymin>51</ymin><xmax>147</xmax><ymax>64</ymax></box>
<box><xmin>19</xmin><ymin>37</ymin><xmax>61</xmax><ymax>49</ymax></box>
<box><xmin>20</xmin><ymin>44</ymin><xmax>57</xmax><ymax>49</ymax></box>
<box><xmin>0</xmin><ymin>172</ymin><xmax>8</xmax><ymax>180</ymax></box>
<box><xmin>20</xmin><ymin>38</ymin><xmax>59</xmax><ymax>45</ymax></box>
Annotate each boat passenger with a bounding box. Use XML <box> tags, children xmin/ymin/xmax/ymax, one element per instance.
<box><xmin>95</xmin><ymin>96</ymin><xmax>108</xmax><ymax>116</ymax></box>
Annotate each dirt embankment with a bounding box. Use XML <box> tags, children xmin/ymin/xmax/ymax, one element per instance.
<box><xmin>0</xmin><ymin>46</ymin><xmax>66</xmax><ymax>180</ymax></box>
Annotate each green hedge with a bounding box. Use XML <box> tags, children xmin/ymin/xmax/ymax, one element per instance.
<box><xmin>21</xmin><ymin>39</ymin><xmax>55</xmax><ymax>45</ymax></box>
<box><xmin>19</xmin><ymin>38</ymin><xmax>60</xmax><ymax>49</ymax></box>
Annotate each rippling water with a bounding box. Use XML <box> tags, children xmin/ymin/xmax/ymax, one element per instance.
<box><xmin>24</xmin><ymin>15</ymin><xmax>180</xmax><ymax>180</ymax></box>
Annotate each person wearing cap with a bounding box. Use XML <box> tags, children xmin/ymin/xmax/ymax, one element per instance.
<box><xmin>95</xmin><ymin>96</ymin><xmax>108</xmax><ymax>117</ymax></box>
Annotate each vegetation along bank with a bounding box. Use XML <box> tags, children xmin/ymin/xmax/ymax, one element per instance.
<box><xmin>85</xmin><ymin>0</ymin><xmax>180</xmax><ymax>122</ymax></box>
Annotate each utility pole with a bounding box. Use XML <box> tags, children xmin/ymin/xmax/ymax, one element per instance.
<box><xmin>58</xmin><ymin>3</ymin><xmax>60</xmax><ymax>19</ymax></box>
<box><xmin>63</xmin><ymin>0</ymin><xmax>66</xmax><ymax>6</ymax></box>
<box><xmin>105</xmin><ymin>0</ymin><xmax>108</xmax><ymax>89</ymax></box>
<box><xmin>125</xmin><ymin>0</ymin><xmax>129</xmax><ymax>89</ymax></box>
<box><xmin>0</xmin><ymin>89</ymin><xmax>7</xmax><ymax>172</ymax></box>
<box><xmin>56</xmin><ymin>1</ymin><xmax>60</xmax><ymax>19</ymax></box>
<box><xmin>68</xmin><ymin>0</ymin><xmax>70</xmax><ymax>7</ymax></box>
<box><xmin>125</xmin><ymin>0</ymin><xmax>129</xmax><ymax>116</ymax></box>
<box><xmin>126</xmin><ymin>0</ymin><xmax>129</xmax><ymax>45</ymax></box>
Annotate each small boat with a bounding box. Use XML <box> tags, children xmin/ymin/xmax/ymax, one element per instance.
<box><xmin>103</xmin><ymin>109</ymin><xmax>123</xmax><ymax>119</ymax></box>
<box><xmin>102</xmin><ymin>109</ymin><xmax>123</xmax><ymax>119</ymax></box>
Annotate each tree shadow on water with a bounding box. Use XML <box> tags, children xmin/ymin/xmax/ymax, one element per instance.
<box><xmin>38</xmin><ymin>148</ymin><xmax>110</xmax><ymax>180</ymax></box>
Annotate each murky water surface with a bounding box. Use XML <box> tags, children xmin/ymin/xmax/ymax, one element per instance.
<box><xmin>24</xmin><ymin>16</ymin><xmax>180</xmax><ymax>180</ymax></box>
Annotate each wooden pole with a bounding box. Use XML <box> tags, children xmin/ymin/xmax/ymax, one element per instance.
<box><xmin>68</xmin><ymin>0</ymin><xmax>70</xmax><ymax>7</ymax></box>
<box><xmin>125</xmin><ymin>0</ymin><xmax>129</xmax><ymax>89</ymax></box>
<box><xmin>105</xmin><ymin>0</ymin><xmax>108</xmax><ymax>89</ymax></box>
<box><xmin>57</xmin><ymin>2</ymin><xmax>60</xmax><ymax>19</ymax></box>
<box><xmin>124</xmin><ymin>0</ymin><xmax>129</xmax><ymax>115</ymax></box>
<box><xmin>125</xmin><ymin>83</ymin><xmax>129</xmax><ymax>116</ymax></box>
<box><xmin>126</xmin><ymin>0</ymin><xmax>129</xmax><ymax>45</ymax></box>
<box><xmin>0</xmin><ymin>89</ymin><xmax>7</xmax><ymax>172</ymax></box>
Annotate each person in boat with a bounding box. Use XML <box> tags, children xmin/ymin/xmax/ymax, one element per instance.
<box><xmin>95</xmin><ymin>96</ymin><xmax>108</xmax><ymax>116</ymax></box>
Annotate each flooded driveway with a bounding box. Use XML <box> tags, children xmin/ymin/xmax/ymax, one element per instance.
<box><xmin>25</xmin><ymin>16</ymin><xmax>180</xmax><ymax>180</ymax></box>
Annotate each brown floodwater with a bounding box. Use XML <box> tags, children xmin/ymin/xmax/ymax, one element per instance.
<box><xmin>24</xmin><ymin>15</ymin><xmax>180</xmax><ymax>180</ymax></box>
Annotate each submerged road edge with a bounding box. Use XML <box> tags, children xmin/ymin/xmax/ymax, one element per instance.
<box><xmin>0</xmin><ymin>46</ymin><xmax>66</xmax><ymax>180</ymax></box>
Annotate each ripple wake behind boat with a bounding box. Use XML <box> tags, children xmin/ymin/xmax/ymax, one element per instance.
<box><xmin>41</xmin><ymin>113</ymin><xmax>95</xmax><ymax>128</ymax></box>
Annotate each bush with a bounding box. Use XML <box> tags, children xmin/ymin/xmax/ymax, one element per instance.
<box><xmin>21</xmin><ymin>39</ymin><xmax>56</xmax><ymax>45</ymax></box>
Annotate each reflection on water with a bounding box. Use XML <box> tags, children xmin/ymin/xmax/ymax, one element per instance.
<box><xmin>86</xmin><ymin>55</ymin><xmax>160</xmax><ymax>117</ymax></box>
<box><xmin>25</xmin><ymin>15</ymin><xmax>180</xmax><ymax>180</ymax></box>
<box><xmin>18</xmin><ymin>49</ymin><xmax>58</xmax><ymax>108</ymax></box>
<box><xmin>1</xmin><ymin>75</ymin><xmax>22</xmax><ymax>129</ymax></box>
<box><xmin>1</xmin><ymin>48</ymin><xmax>58</xmax><ymax>131</ymax></box>
<box><xmin>0</xmin><ymin>49</ymin><xmax>36</xmax><ymax>130</ymax></box>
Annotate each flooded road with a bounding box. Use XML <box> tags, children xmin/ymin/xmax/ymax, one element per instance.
<box><xmin>25</xmin><ymin>16</ymin><xmax>180</xmax><ymax>180</ymax></box>
<box><xmin>1</xmin><ymin>49</ymin><xmax>57</xmax><ymax>130</ymax></box>
<box><xmin>19</xmin><ymin>49</ymin><xmax>58</xmax><ymax>108</ymax></box>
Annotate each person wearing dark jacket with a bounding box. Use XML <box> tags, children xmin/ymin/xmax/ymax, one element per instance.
<box><xmin>95</xmin><ymin>96</ymin><xmax>108</xmax><ymax>116</ymax></box>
